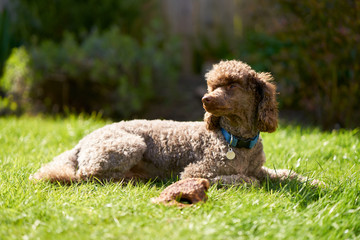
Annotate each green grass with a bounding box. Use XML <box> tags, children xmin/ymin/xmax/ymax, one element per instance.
<box><xmin>0</xmin><ymin>116</ymin><xmax>359</xmax><ymax>240</ymax></box>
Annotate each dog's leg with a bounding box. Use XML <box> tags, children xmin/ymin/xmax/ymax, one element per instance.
<box><xmin>30</xmin><ymin>148</ymin><xmax>80</xmax><ymax>183</ymax></box>
<box><xmin>181</xmin><ymin>164</ymin><xmax>260</xmax><ymax>186</ymax></box>
<box><xmin>76</xmin><ymin>131</ymin><xmax>147</xmax><ymax>181</ymax></box>
<box><xmin>31</xmin><ymin>130</ymin><xmax>147</xmax><ymax>183</ymax></box>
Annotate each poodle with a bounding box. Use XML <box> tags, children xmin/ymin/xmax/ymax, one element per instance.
<box><xmin>30</xmin><ymin>60</ymin><xmax>320</xmax><ymax>186</ymax></box>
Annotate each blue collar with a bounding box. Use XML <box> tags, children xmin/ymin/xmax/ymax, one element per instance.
<box><xmin>221</xmin><ymin>128</ymin><xmax>259</xmax><ymax>149</ymax></box>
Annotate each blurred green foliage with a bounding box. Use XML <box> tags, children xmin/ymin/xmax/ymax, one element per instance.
<box><xmin>11</xmin><ymin>0</ymin><xmax>152</xmax><ymax>43</ymax></box>
<box><xmin>0</xmin><ymin>8</ymin><xmax>10</xmax><ymax>74</ymax></box>
<box><xmin>275</xmin><ymin>0</ymin><xmax>360</xmax><ymax>129</ymax></box>
<box><xmin>1</xmin><ymin>25</ymin><xmax>180</xmax><ymax>118</ymax></box>
<box><xmin>0</xmin><ymin>0</ymin><xmax>180</xmax><ymax>119</ymax></box>
<box><xmin>237</xmin><ymin>0</ymin><xmax>360</xmax><ymax>129</ymax></box>
<box><xmin>0</xmin><ymin>47</ymin><xmax>31</xmax><ymax>115</ymax></box>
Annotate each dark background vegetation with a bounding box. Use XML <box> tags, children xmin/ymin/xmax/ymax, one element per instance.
<box><xmin>0</xmin><ymin>0</ymin><xmax>359</xmax><ymax>129</ymax></box>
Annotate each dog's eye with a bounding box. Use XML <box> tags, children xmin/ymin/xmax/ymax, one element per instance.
<box><xmin>228</xmin><ymin>84</ymin><xmax>237</xmax><ymax>90</ymax></box>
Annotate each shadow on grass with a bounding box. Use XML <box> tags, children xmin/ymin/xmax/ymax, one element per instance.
<box><xmin>44</xmin><ymin>175</ymin><xmax>328</xmax><ymax>208</ymax></box>
<box><xmin>47</xmin><ymin>176</ymin><xmax>180</xmax><ymax>189</ymax></box>
<box><xmin>260</xmin><ymin>178</ymin><xmax>327</xmax><ymax>208</ymax></box>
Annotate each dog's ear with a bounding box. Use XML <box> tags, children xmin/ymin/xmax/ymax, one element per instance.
<box><xmin>256</xmin><ymin>73</ymin><xmax>278</xmax><ymax>133</ymax></box>
<box><xmin>204</xmin><ymin>112</ymin><xmax>220</xmax><ymax>130</ymax></box>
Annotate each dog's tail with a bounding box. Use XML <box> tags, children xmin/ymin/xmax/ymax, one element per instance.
<box><xmin>29</xmin><ymin>149</ymin><xmax>79</xmax><ymax>183</ymax></box>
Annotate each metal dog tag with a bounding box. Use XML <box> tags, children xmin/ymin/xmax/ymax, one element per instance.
<box><xmin>226</xmin><ymin>148</ymin><xmax>235</xmax><ymax>160</ymax></box>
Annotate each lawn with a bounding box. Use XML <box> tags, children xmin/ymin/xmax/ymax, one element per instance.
<box><xmin>0</xmin><ymin>116</ymin><xmax>359</xmax><ymax>240</ymax></box>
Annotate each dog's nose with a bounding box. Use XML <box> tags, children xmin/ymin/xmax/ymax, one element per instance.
<box><xmin>202</xmin><ymin>95</ymin><xmax>212</xmax><ymax>104</ymax></box>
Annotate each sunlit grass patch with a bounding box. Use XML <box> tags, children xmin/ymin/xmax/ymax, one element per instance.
<box><xmin>0</xmin><ymin>116</ymin><xmax>359</xmax><ymax>240</ymax></box>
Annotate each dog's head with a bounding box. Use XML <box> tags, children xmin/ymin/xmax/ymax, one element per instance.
<box><xmin>202</xmin><ymin>60</ymin><xmax>278</xmax><ymax>133</ymax></box>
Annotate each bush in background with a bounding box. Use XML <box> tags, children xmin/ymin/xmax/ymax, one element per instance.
<box><xmin>0</xmin><ymin>0</ymin><xmax>181</xmax><ymax>119</ymax></box>
<box><xmin>1</xmin><ymin>25</ymin><xmax>180</xmax><ymax>118</ymax></box>
<box><xmin>0</xmin><ymin>47</ymin><xmax>31</xmax><ymax>115</ymax></box>
<box><xmin>1</xmin><ymin>0</ymin><xmax>155</xmax><ymax>75</ymax></box>
<box><xmin>276</xmin><ymin>0</ymin><xmax>360</xmax><ymax>129</ymax></box>
<box><xmin>9</xmin><ymin>0</ymin><xmax>153</xmax><ymax>43</ymax></box>
<box><xmin>0</xmin><ymin>6</ymin><xmax>11</xmax><ymax>74</ymax></box>
<box><xmin>235</xmin><ymin>0</ymin><xmax>360</xmax><ymax>129</ymax></box>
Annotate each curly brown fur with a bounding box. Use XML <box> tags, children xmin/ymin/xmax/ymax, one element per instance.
<box><xmin>204</xmin><ymin>112</ymin><xmax>220</xmax><ymax>130</ymax></box>
<box><xmin>30</xmin><ymin>60</ymin><xmax>321</xmax><ymax>187</ymax></box>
